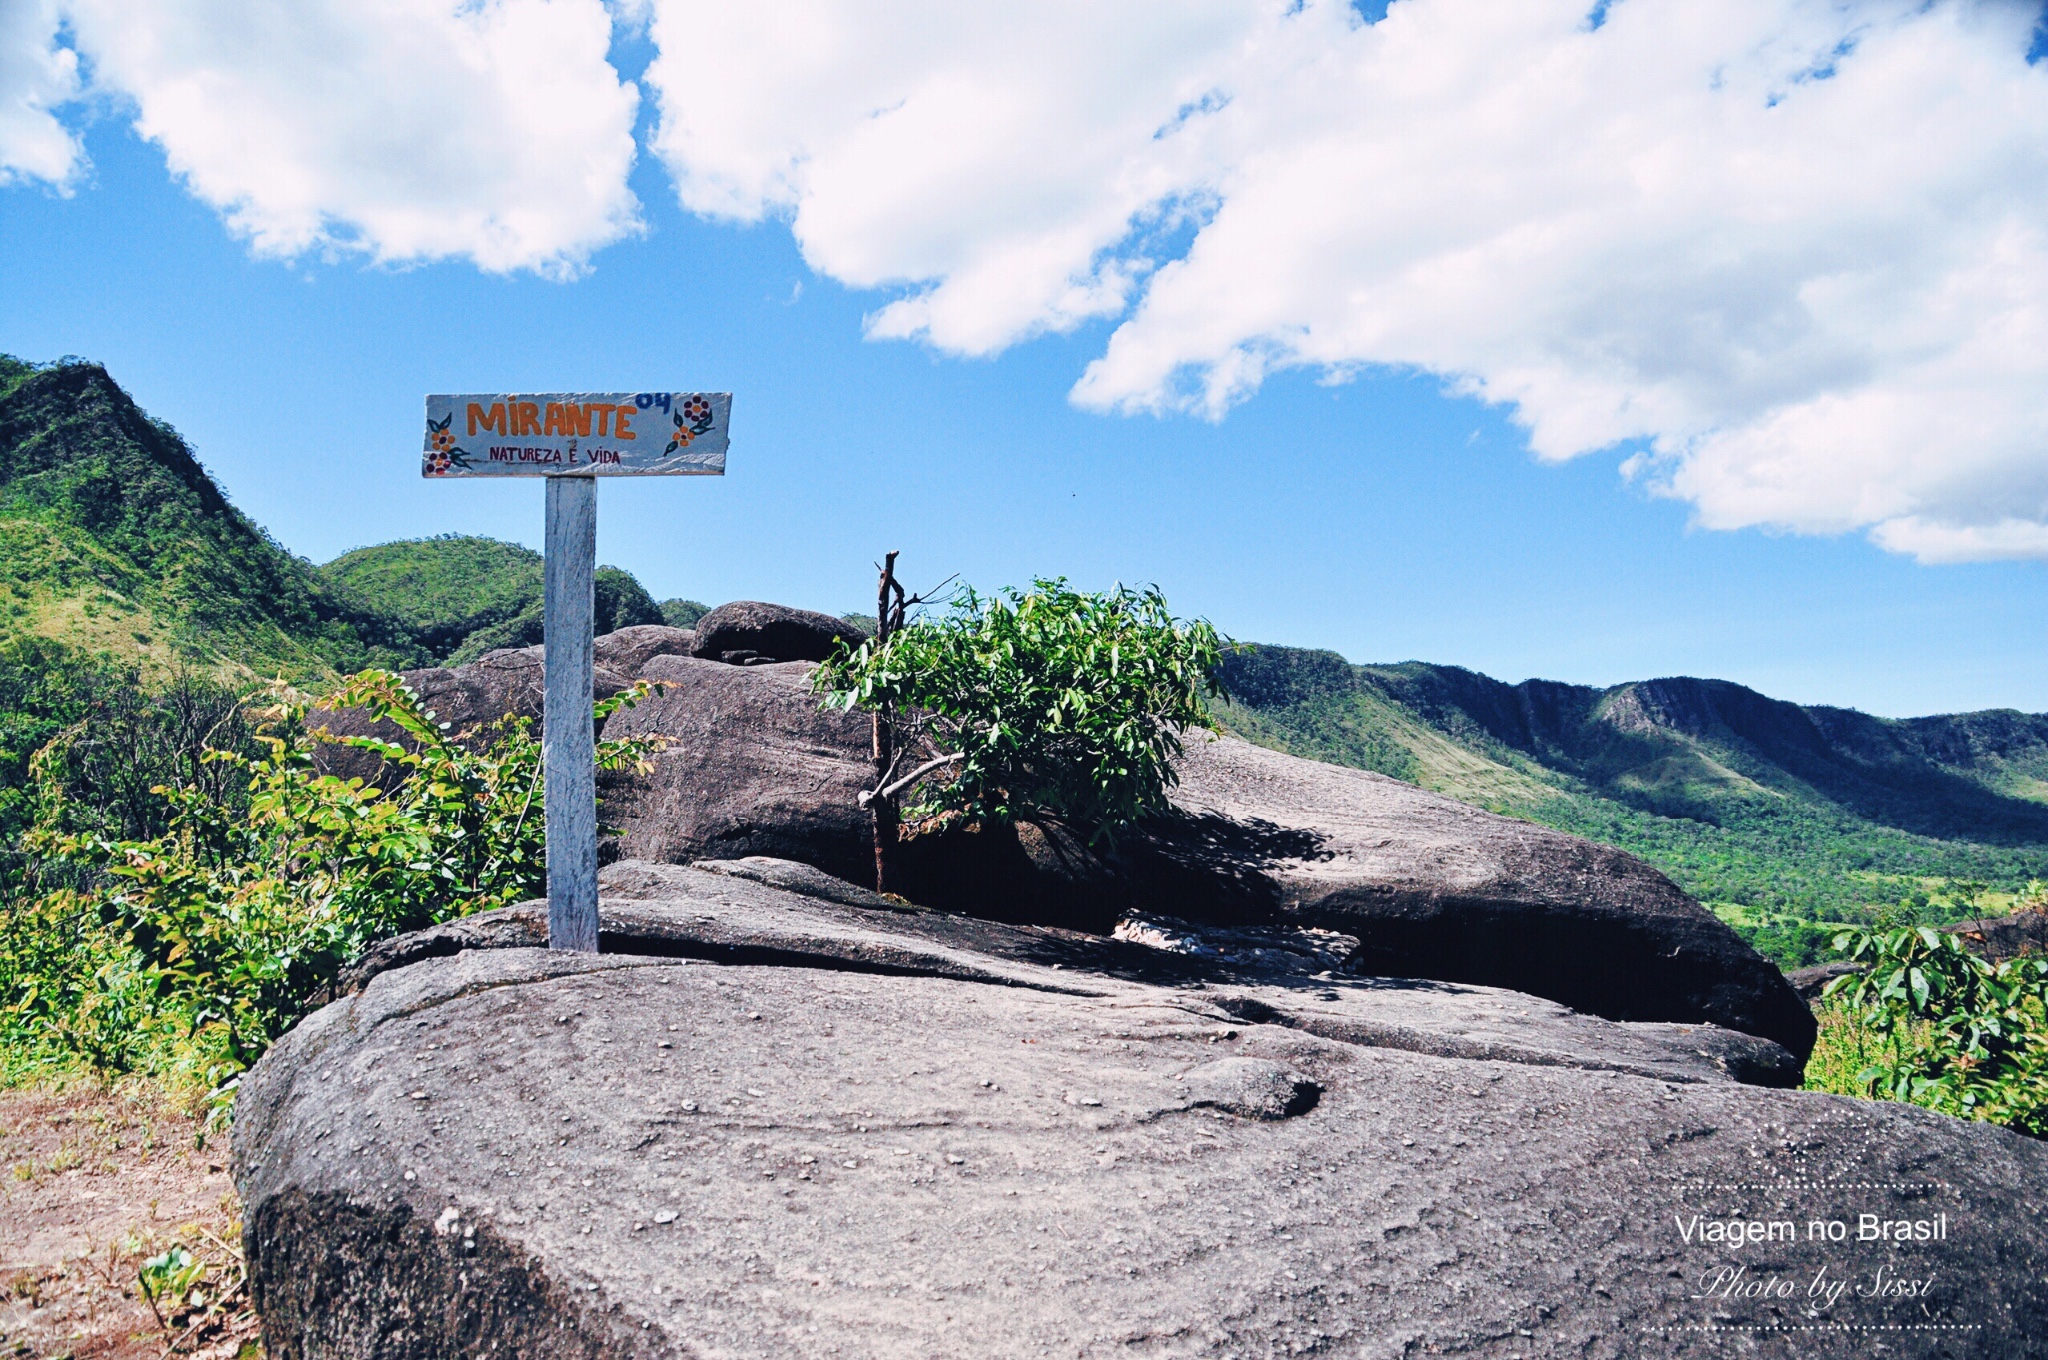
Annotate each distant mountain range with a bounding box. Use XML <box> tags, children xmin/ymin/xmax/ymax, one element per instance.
<box><xmin>4</xmin><ymin>355</ymin><xmax>2042</xmax><ymax>962</ymax></box>
<box><xmin>1215</xmin><ymin>649</ymin><xmax>2048</xmax><ymax>962</ymax></box>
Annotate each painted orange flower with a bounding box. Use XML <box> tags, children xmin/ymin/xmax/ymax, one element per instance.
<box><xmin>431</xmin><ymin>428</ymin><xmax>456</xmax><ymax>452</ymax></box>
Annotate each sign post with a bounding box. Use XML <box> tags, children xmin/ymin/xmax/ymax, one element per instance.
<box><xmin>424</xmin><ymin>391</ymin><xmax>731</xmax><ymax>951</ymax></box>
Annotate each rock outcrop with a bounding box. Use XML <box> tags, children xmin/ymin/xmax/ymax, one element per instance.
<box><xmin>312</xmin><ymin>647</ymin><xmax>634</xmax><ymax>785</ymax></box>
<box><xmin>234</xmin><ymin>861</ymin><xmax>2048</xmax><ymax>1359</ymax></box>
<box><xmin>311</xmin><ymin>608</ymin><xmax>1811</xmax><ymax>1059</ymax></box>
<box><xmin>601</xmin><ymin>657</ymin><xmax>876</xmax><ymax>873</ymax></box>
<box><xmin>599</xmin><ymin>660</ymin><xmax>1813</xmax><ymax>1058</ymax></box>
<box><xmin>1952</xmin><ymin>908</ymin><xmax>2048</xmax><ymax>963</ymax></box>
<box><xmin>1786</xmin><ymin>961</ymin><xmax>1863</xmax><ymax>1001</ymax></box>
<box><xmin>1155</xmin><ymin>736</ymin><xmax>1817</xmax><ymax>1058</ymax></box>
<box><xmin>687</xmin><ymin>600</ymin><xmax>867</xmax><ymax>665</ymax></box>
<box><xmin>592</xmin><ymin>624</ymin><xmax>697</xmax><ymax>677</ymax></box>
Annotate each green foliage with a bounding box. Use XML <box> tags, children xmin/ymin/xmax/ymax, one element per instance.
<box><xmin>814</xmin><ymin>580</ymin><xmax>1226</xmax><ymax>839</ymax></box>
<box><xmin>1812</xmin><ymin>925</ymin><xmax>2048</xmax><ymax>1136</ymax></box>
<box><xmin>596</xmin><ymin>568</ymin><xmax>663</xmax><ymax>632</ymax></box>
<box><xmin>139</xmin><ymin>1244</ymin><xmax>207</xmax><ymax>1313</ymax></box>
<box><xmin>321</xmin><ymin>536</ymin><xmax>544</xmax><ymax>660</ymax></box>
<box><xmin>0</xmin><ymin>638</ymin><xmax>253</xmax><ymax>896</ymax></box>
<box><xmin>3</xmin><ymin>670</ymin><xmax>661</xmax><ymax>1106</ymax></box>
<box><xmin>1712</xmin><ymin>908</ymin><xmax>1846</xmax><ymax>970</ymax></box>
<box><xmin>442</xmin><ymin>564</ymin><xmax>664</xmax><ymax>664</ymax></box>
<box><xmin>660</xmin><ymin>598</ymin><xmax>710</xmax><ymax>629</ymax></box>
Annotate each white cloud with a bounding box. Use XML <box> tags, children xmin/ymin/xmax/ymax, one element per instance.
<box><xmin>61</xmin><ymin>0</ymin><xmax>643</xmax><ymax>275</ymax></box>
<box><xmin>0</xmin><ymin>0</ymin><xmax>83</xmax><ymax>187</ymax></box>
<box><xmin>644</xmin><ymin>0</ymin><xmax>2048</xmax><ymax>561</ymax></box>
<box><xmin>642</xmin><ymin>0</ymin><xmax>1267</xmax><ymax>352</ymax></box>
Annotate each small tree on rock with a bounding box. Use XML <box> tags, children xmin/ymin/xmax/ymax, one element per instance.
<box><xmin>813</xmin><ymin>575</ymin><xmax>1227</xmax><ymax>890</ymax></box>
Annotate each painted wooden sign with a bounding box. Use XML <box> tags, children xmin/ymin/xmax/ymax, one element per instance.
<box><xmin>422</xmin><ymin>392</ymin><xmax>731</xmax><ymax>477</ymax></box>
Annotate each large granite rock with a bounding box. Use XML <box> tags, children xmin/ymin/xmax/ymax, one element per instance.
<box><xmin>233</xmin><ymin>862</ymin><xmax>2048</xmax><ymax>1359</ymax></box>
<box><xmin>1153</xmin><ymin>736</ymin><xmax>1817</xmax><ymax>1059</ymax></box>
<box><xmin>687</xmin><ymin>600</ymin><xmax>868</xmax><ymax>665</ymax></box>
<box><xmin>600</xmin><ymin>662</ymin><xmax>1812</xmax><ymax>1058</ymax></box>
<box><xmin>341</xmin><ymin>859</ymin><xmax>1803</xmax><ymax>1088</ymax></box>
<box><xmin>601</xmin><ymin>658</ymin><xmax>876</xmax><ymax>876</ymax></box>
<box><xmin>1952</xmin><ymin>908</ymin><xmax>2048</xmax><ymax>963</ymax></box>
<box><xmin>592</xmin><ymin>624</ymin><xmax>697</xmax><ymax>677</ymax></box>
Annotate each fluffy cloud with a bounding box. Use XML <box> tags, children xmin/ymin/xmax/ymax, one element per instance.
<box><xmin>644</xmin><ymin>0</ymin><xmax>1265</xmax><ymax>353</ymax></box>
<box><xmin>0</xmin><ymin>0</ymin><xmax>82</xmax><ymax>187</ymax></box>
<box><xmin>644</xmin><ymin>0</ymin><xmax>2048</xmax><ymax>561</ymax></box>
<box><xmin>60</xmin><ymin>0</ymin><xmax>642</xmax><ymax>275</ymax></box>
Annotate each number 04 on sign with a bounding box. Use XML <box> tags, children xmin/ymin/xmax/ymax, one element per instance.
<box><xmin>423</xmin><ymin>392</ymin><xmax>732</xmax><ymax>953</ymax></box>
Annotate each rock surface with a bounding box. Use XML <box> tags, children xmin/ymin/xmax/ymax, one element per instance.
<box><xmin>1786</xmin><ymin>961</ymin><xmax>1863</xmax><ymax>1001</ymax></box>
<box><xmin>687</xmin><ymin>599</ymin><xmax>868</xmax><ymax>665</ymax></box>
<box><xmin>601</xmin><ymin>658</ymin><xmax>876</xmax><ymax>875</ymax></box>
<box><xmin>341</xmin><ymin>859</ymin><xmax>1802</xmax><ymax>1088</ymax></box>
<box><xmin>237</xmin><ymin>862</ymin><xmax>2048</xmax><ymax>1359</ymax></box>
<box><xmin>1156</xmin><ymin>736</ymin><xmax>1817</xmax><ymax>1058</ymax></box>
<box><xmin>600</xmin><ymin>662</ymin><xmax>1811</xmax><ymax>1058</ymax></box>
<box><xmin>312</xmin><ymin>647</ymin><xmax>633</xmax><ymax>784</ymax></box>
<box><xmin>316</xmin><ymin>627</ymin><xmax>690</xmax><ymax>779</ymax></box>
<box><xmin>592</xmin><ymin>624</ymin><xmax>697</xmax><ymax>677</ymax></box>
<box><xmin>1951</xmin><ymin>909</ymin><xmax>2048</xmax><ymax>963</ymax></box>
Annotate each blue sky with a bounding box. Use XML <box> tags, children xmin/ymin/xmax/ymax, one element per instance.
<box><xmin>2</xmin><ymin>1</ymin><xmax>2044</xmax><ymax>719</ymax></box>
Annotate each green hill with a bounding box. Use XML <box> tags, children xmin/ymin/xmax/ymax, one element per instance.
<box><xmin>0</xmin><ymin>356</ymin><xmax>414</xmax><ymax>675</ymax></box>
<box><xmin>1217</xmin><ymin>647</ymin><xmax>2048</xmax><ymax>965</ymax></box>
<box><xmin>0</xmin><ymin>360</ymin><xmax>675</xmax><ymax>895</ymax></box>
<box><xmin>660</xmin><ymin>598</ymin><xmax>709</xmax><ymax>629</ymax></box>
<box><xmin>0</xmin><ymin>358</ymin><xmax>674</xmax><ymax>672</ymax></box>
<box><xmin>317</xmin><ymin>536</ymin><xmax>662</xmax><ymax>664</ymax></box>
<box><xmin>321</xmin><ymin>536</ymin><xmax>546</xmax><ymax>661</ymax></box>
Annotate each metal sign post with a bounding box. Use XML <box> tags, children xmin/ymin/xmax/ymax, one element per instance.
<box><xmin>423</xmin><ymin>391</ymin><xmax>731</xmax><ymax>951</ymax></box>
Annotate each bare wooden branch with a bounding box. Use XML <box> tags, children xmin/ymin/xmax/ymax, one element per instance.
<box><xmin>858</xmin><ymin>752</ymin><xmax>965</xmax><ymax>808</ymax></box>
<box><xmin>871</xmin><ymin>550</ymin><xmax>902</xmax><ymax>891</ymax></box>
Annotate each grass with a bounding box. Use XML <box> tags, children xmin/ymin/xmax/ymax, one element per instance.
<box><xmin>1801</xmin><ymin>1002</ymin><xmax>1875</xmax><ymax>1097</ymax></box>
<box><xmin>1801</xmin><ymin>1001</ymin><xmax>1937</xmax><ymax>1102</ymax></box>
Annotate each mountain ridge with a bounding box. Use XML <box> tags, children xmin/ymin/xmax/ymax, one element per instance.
<box><xmin>0</xmin><ymin>356</ymin><xmax>416</xmax><ymax>674</ymax></box>
<box><xmin>1216</xmin><ymin>645</ymin><xmax>2048</xmax><ymax>962</ymax></box>
<box><xmin>0</xmin><ymin>359</ymin><xmax>676</xmax><ymax>673</ymax></box>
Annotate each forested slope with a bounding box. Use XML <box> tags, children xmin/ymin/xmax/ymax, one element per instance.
<box><xmin>0</xmin><ymin>357</ymin><xmax>414</xmax><ymax>674</ymax></box>
<box><xmin>1217</xmin><ymin>646</ymin><xmax>2048</xmax><ymax>963</ymax></box>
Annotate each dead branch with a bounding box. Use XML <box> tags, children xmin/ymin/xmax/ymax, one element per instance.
<box><xmin>859</xmin><ymin>752</ymin><xmax>965</xmax><ymax>808</ymax></box>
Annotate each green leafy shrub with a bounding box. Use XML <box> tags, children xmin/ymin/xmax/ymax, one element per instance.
<box><xmin>7</xmin><ymin>670</ymin><xmax>658</xmax><ymax>1106</ymax></box>
<box><xmin>813</xmin><ymin>579</ymin><xmax>1227</xmax><ymax>840</ymax></box>
<box><xmin>1812</xmin><ymin>925</ymin><xmax>2048</xmax><ymax>1137</ymax></box>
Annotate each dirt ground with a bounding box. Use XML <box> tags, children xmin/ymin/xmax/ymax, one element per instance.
<box><xmin>0</xmin><ymin>1082</ymin><xmax>256</xmax><ymax>1359</ymax></box>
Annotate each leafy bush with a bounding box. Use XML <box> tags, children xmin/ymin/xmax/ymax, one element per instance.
<box><xmin>1813</xmin><ymin>925</ymin><xmax>2048</xmax><ymax>1137</ymax></box>
<box><xmin>5</xmin><ymin>670</ymin><xmax>657</xmax><ymax>1106</ymax></box>
<box><xmin>813</xmin><ymin>579</ymin><xmax>1227</xmax><ymax>840</ymax></box>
